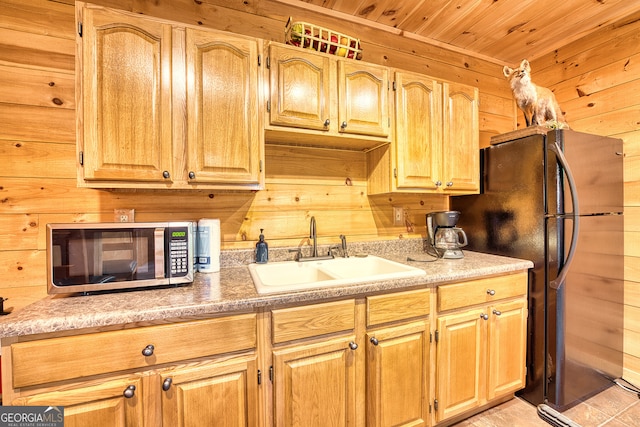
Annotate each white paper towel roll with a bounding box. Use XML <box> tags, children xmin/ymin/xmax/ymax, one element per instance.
<box><xmin>197</xmin><ymin>219</ymin><xmax>220</xmax><ymax>273</ymax></box>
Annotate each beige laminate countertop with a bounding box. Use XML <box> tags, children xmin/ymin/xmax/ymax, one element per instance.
<box><xmin>0</xmin><ymin>244</ymin><xmax>533</xmax><ymax>339</ymax></box>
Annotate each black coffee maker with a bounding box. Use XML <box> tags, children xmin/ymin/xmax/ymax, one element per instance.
<box><xmin>426</xmin><ymin>211</ymin><xmax>468</xmax><ymax>259</ymax></box>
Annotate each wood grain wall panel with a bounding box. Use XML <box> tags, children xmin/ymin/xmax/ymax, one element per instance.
<box><xmin>0</xmin><ymin>28</ymin><xmax>75</xmax><ymax>72</ymax></box>
<box><xmin>0</xmin><ymin>0</ymin><xmax>75</xmax><ymax>39</ymax></box>
<box><xmin>0</xmin><ymin>215</ymin><xmax>39</xmax><ymax>251</ymax></box>
<box><xmin>0</xmin><ymin>141</ymin><xmax>76</xmax><ymax>179</ymax></box>
<box><xmin>0</xmin><ymin>250</ymin><xmax>45</xmax><ymax>289</ymax></box>
<box><xmin>0</xmin><ymin>65</ymin><xmax>75</xmax><ymax>109</ymax></box>
<box><xmin>561</xmin><ymin>77</ymin><xmax>640</xmax><ymax>123</ymax></box>
<box><xmin>0</xmin><ymin>105</ymin><xmax>75</xmax><ymax>143</ymax></box>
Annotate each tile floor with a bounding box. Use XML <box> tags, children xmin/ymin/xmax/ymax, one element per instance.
<box><xmin>452</xmin><ymin>384</ymin><xmax>640</xmax><ymax>427</ymax></box>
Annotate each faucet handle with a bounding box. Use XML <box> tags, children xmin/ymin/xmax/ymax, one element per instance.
<box><xmin>288</xmin><ymin>248</ymin><xmax>302</xmax><ymax>261</ymax></box>
<box><xmin>339</xmin><ymin>235</ymin><xmax>349</xmax><ymax>258</ymax></box>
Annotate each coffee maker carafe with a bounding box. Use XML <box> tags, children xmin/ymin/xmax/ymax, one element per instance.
<box><xmin>426</xmin><ymin>211</ymin><xmax>468</xmax><ymax>259</ymax></box>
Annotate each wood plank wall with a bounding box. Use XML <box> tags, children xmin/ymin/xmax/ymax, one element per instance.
<box><xmin>529</xmin><ymin>11</ymin><xmax>640</xmax><ymax>387</ymax></box>
<box><xmin>1</xmin><ymin>0</ymin><xmax>638</xmax><ymax>385</ymax></box>
<box><xmin>0</xmin><ymin>0</ymin><xmax>509</xmax><ymax>310</ymax></box>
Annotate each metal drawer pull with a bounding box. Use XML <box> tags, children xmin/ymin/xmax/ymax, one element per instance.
<box><xmin>493</xmin><ymin>310</ymin><xmax>502</xmax><ymax>316</ymax></box>
<box><xmin>162</xmin><ymin>377</ymin><xmax>173</xmax><ymax>391</ymax></box>
<box><xmin>348</xmin><ymin>341</ymin><xmax>358</xmax><ymax>350</ymax></box>
<box><xmin>142</xmin><ymin>344</ymin><xmax>155</xmax><ymax>357</ymax></box>
<box><xmin>480</xmin><ymin>313</ymin><xmax>489</xmax><ymax>320</ymax></box>
<box><xmin>370</xmin><ymin>337</ymin><xmax>379</xmax><ymax>346</ymax></box>
<box><xmin>487</xmin><ymin>289</ymin><xmax>496</xmax><ymax>296</ymax></box>
<box><xmin>123</xmin><ymin>385</ymin><xmax>136</xmax><ymax>398</ymax></box>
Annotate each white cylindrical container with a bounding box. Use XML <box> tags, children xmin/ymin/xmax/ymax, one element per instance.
<box><xmin>197</xmin><ymin>219</ymin><xmax>220</xmax><ymax>273</ymax></box>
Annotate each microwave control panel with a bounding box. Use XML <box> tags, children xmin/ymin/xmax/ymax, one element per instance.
<box><xmin>168</xmin><ymin>227</ymin><xmax>189</xmax><ymax>277</ymax></box>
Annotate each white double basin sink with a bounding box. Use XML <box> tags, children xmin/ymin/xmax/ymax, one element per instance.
<box><xmin>248</xmin><ymin>255</ymin><xmax>427</xmax><ymax>294</ymax></box>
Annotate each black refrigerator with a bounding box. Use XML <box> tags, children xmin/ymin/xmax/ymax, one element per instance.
<box><xmin>450</xmin><ymin>127</ymin><xmax>624</xmax><ymax>411</ymax></box>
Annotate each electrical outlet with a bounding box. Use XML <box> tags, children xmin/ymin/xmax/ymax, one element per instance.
<box><xmin>393</xmin><ymin>207</ymin><xmax>404</xmax><ymax>226</ymax></box>
<box><xmin>114</xmin><ymin>209</ymin><xmax>135</xmax><ymax>223</ymax></box>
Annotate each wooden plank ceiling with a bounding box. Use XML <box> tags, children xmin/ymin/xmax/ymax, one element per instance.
<box><xmin>273</xmin><ymin>0</ymin><xmax>640</xmax><ymax>64</ymax></box>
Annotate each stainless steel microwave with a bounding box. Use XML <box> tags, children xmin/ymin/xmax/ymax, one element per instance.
<box><xmin>46</xmin><ymin>222</ymin><xmax>195</xmax><ymax>294</ymax></box>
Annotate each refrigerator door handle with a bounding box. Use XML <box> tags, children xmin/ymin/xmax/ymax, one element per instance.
<box><xmin>548</xmin><ymin>141</ymin><xmax>581</xmax><ymax>290</ymax></box>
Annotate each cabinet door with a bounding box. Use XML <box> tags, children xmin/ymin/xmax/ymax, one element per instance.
<box><xmin>160</xmin><ymin>354</ymin><xmax>259</xmax><ymax>427</ymax></box>
<box><xmin>272</xmin><ymin>335</ymin><xmax>358</xmax><ymax>427</ymax></box>
<box><xmin>80</xmin><ymin>6</ymin><xmax>173</xmax><ymax>183</ymax></box>
<box><xmin>487</xmin><ymin>299</ymin><xmax>528</xmax><ymax>400</ymax></box>
<box><xmin>186</xmin><ymin>28</ymin><xmax>263</xmax><ymax>187</ymax></box>
<box><xmin>367</xmin><ymin>321</ymin><xmax>429</xmax><ymax>427</ymax></box>
<box><xmin>338</xmin><ymin>61</ymin><xmax>389</xmax><ymax>137</ymax></box>
<box><xmin>435</xmin><ymin>308</ymin><xmax>485</xmax><ymax>423</ymax></box>
<box><xmin>441</xmin><ymin>82</ymin><xmax>479</xmax><ymax>193</ymax></box>
<box><xmin>268</xmin><ymin>44</ymin><xmax>331</xmax><ymax>130</ymax></box>
<box><xmin>394</xmin><ymin>71</ymin><xmax>442</xmax><ymax>190</ymax></box>
<box><xmin>10</xmin><ymin>376</ymin><xmax>144</xmax><ymax>427</ymax></box>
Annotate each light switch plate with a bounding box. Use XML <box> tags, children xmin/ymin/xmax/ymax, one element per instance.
<box><xmin>393</xmin><ymin>207</ymin><xmax>404</xmax><ymax>226</ymax></box>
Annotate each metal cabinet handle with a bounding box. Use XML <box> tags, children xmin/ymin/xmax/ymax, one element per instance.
<box><xmin>434</xmin><ymin>180</ymin><xmax>442</xmax><ymax>187</ymax></box>
<box><xmin>348</xmin><ymin>341</ymin><xmax>358</xmax><ymax>350</ymax></box>
<box><xmin>487</xmin><ymin>289</ymin><xmax>496</xmax><ymax>296</ymax></box>
<box><xmin>123</xmin><ymin>385</ymin><xmax>136</xmax><ymax>398</ymax></box>
<box><xmin>142</xmin><ymin>344</ymin><xmax>155</xmax><ymax>357</ymax></box>
<box><xmin>188</xmin><ymin>171</ymin><xmax>195</xmax><ymax>179</ymax></box>
<box><xmin>341</xmin><ymin>121</ymin><xmax>347</xmax><ymax>129</ymax></box>
<box><xmin>162</xmin><ymin>171</ymin><xmax>170</xmax><ymax>179</ymax></box>
<box><xmin>446</xmin><ymin>181</ymin><xmax>454</xmax><ymax>187</ymax></box>
<box><xmin>370</xmin><ymin>337</ymin><xmax>379</xmax><ymax>346</ymax></box>
<box><xmin>324</xmin><ymin>119</ymin><xmax>330</xmax><ymax>127</ymax></box>
<box><xmin>480</xmin><ymin>313</ymin><xmax>489</xmax><ymax>320</ymax></box>
<box><xmin>493</xmin><ymin>309</ymin><xmax>502</xmax><ymax>316</ymax></box>
<box><xmin>162</xmin><ymin>377</ymin><xmax>173</xmax><ymax>391</ymax></box>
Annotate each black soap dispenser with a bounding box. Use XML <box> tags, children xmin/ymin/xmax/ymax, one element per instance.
<box><xmin>256</xmin><ymin>229</ymin><xmax>269</xmax><ymax>264</ymax></box>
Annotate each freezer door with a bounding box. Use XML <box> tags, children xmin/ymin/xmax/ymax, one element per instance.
<box><xmin>547</xmin><ymin>130</ymin><xmax>624</xmax><ymax>215</ymax></box>
<box><xmin>546</xmin><ymin>214</ymin><xmax>624</xmax><ymax>410</ymax></box>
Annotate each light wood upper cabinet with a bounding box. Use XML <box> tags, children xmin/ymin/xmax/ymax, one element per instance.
<box><xmin>338</xmin><ymin>60</ymin><xmax>389</xmax><ymax>137</ymax></box>
<box><xmin>265</xmin><ymin>42</ymin><xmax>390</xmax><ymax>150</ymax></box>
<box><xmin>185</xmin><ymin>28</ymin><xmax>263</xmax><ymax>186</ymax></box>
<box><xmin>393</xmin><ymin>72</ymin><xmax>442</xmax><ymax>190</ymax></box>
<box><xmin>79</xmin><ymin>5</ymin><xmax>173</xmax><ymax>184</ymax></box>
<box><xmin>267</xmin><ymin>43</ymin><xmax>331</xmax><ymax>131</ymax></box>
<box><xmin>77</xmin><ymin>3</ymin><xmax>264</xmax><ymax>189</ymax></box>
<box><xmin>442</xmin><ymin>82</ymin><xmax>480</xmax><ymax>194</ymax></box>
<box><xmin>368</xmin><ymin>70</ymin><xmax>479</xmax><ymax>195</ymax></box>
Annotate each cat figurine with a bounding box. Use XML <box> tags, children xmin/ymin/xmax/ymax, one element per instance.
<box><xmin>503</xmin><ymin>59</ymin><xmax>568</xmax><ymax>128</ymax></box>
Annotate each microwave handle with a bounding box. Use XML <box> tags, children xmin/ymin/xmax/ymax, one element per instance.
<box><xmin>155</xmin><ymin>228</ymin><xmax>166</xmax><ymax>279</ymax></box>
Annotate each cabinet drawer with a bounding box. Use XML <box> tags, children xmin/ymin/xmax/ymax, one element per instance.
<box><xmin>366</xmin><ymin>289</ymin><xmax>430</xmax><ymax>327</ymax></box>
<box><xmin>11</xmin><ymin>313</ymin><xmax>257</xmax><ymax>388</ymax></box>
<box><xmin>272</xmin><ymin>299</ymin><xmax>355</xmax><ymax>344</ymax></box>
<box><xmin>438</xmin><ymin>272</ymin><xmax>528</xmax><ymax>312</ymax></box>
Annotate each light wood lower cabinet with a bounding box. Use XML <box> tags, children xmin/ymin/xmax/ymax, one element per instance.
<box><xmin>11</xmin><ymin>375</ymin><xmax>144</xmax><ymax>427</ymax></box>
<box><xmin>160</xmin><ymin>355</ymin><xmax>260</xmax><ymax>427</ymax></box>
<box><xmin>268</xmin><ymin>290</ymin><xmax>432</xmax><ymax>427</ymax></box>
<box><xmin>2</xmin><ymin>314</ymin><xmax>259</xmax><ymax>427</ymax></box>
<box><xmin>1</xmin><ymin>272</ymin><xmax>528</xmax><ymax>427</ymax></box>
<box><xmin>366</xmin><ymin>321</ymin><xmax>430</xmax><ymax>427</ymax></box>
<box><xmin>434</xmin><ymin>273</ymin><xmax>528</xmax><ymax>424</ymax></box>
